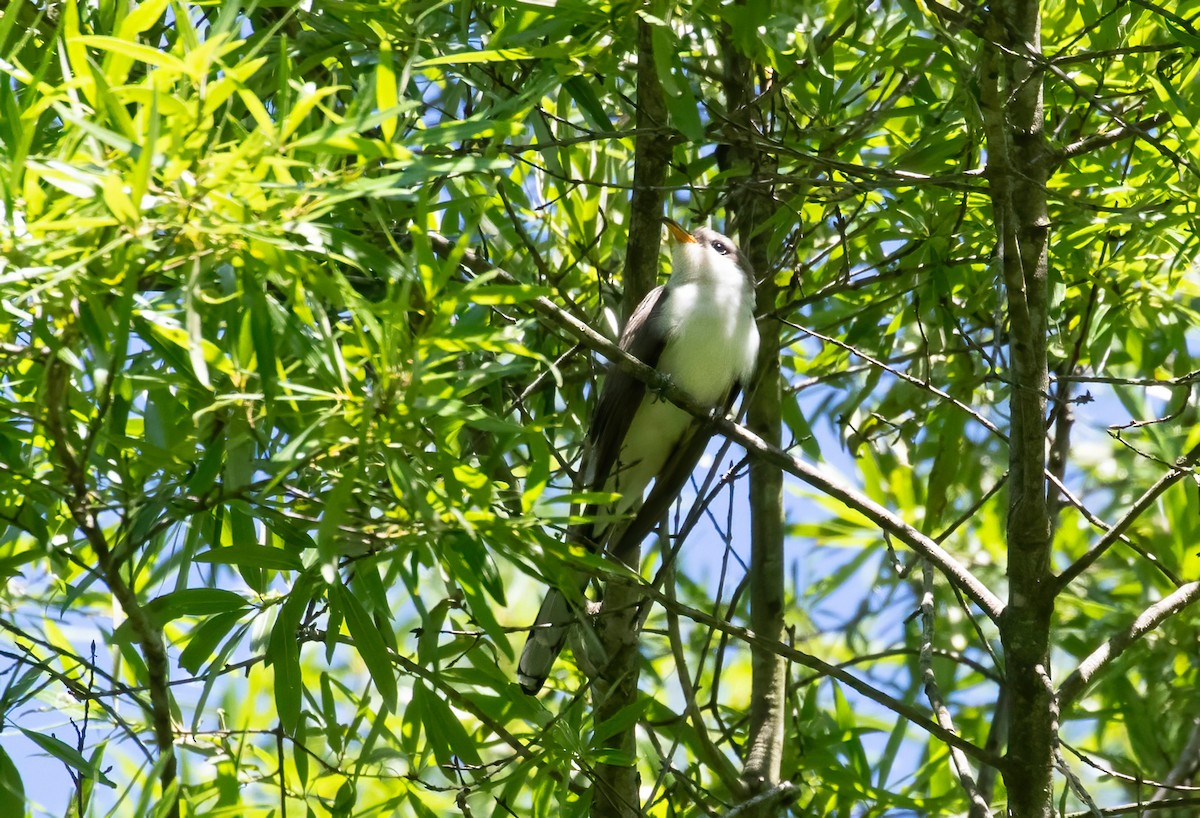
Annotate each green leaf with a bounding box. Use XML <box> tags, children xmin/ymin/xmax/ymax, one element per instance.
<box><xmin>332</xmin><ymin>582</ymin><xmax>398</xmax><ymax>713</ymax></box>
<box><xmin>590</xmin><ymin>691</ymin><xmax>651</xmax><ymax>751</ymax></box>
<box><xmin>1166</xmin><ymin>20</ymin><xmax>1200</xmax><ymax>50</ymax></box>
<box><xmin>564</xmin><ymin>76</ymin><xmax>614</xmax><ymax>134</ymax></box>
<box><xmin>0</xmin><ymin>0</ymin><xmax>26</xmax><ymax>56</ymax></box>
<box><xmin>315</xmin><ymin>471</ymin><xmax>354</xmax><ymax>563</ymax></box>
<box><xmin>195</xmin><ymin>545</ymin><xmax>304</xmax><ymax>571</ymax></box>
<box><xmin>178</xmin><ymin>609</ymin><xmax>246</xmax><ymax>675</ymax></box>
<box><xmin>75</xmin><ymin>35</ymin><xmax>189</xmax><ymax>73</ymax></box>
<box><xmin>50</xmin><ymin>102</ymin><xmax>139</xmax><ymax>155</ymax></box>
<box><xmin>268</xmin><ymin>574</ymin><xmax>316</xmax><ymax>734</ymax></box>
<box><xmin>375</xmin><ymin>38</ymin><xmax>399</xmax><ymax>142</ymax></box>
<box><xmin>408</xmin><ymin>682</ymin><xmax>481</xmax><ymax>768</ymax></box>
<box><xmin>417</xmin><ymin>46</ymin><xmax>566</xmax><ymax>67</ymax></box>
<box><xmin>143</xmin><ymin>588</ymin><xmax>249</xmax><ymax>625</ymax></box>
<box><xmin>291</xmin><ymin>715</ymin><xmax>309</xmax><ymax>788</ymax></box>
<box><xmin>116</xmin><ymin>0</ymin><xmax>170</xmax><ymax>38</ymax></box>
<box><xmin>663</xmin><ymin>85</ymin><xmax>704</xmax><ymax>142</ymax></box>
<box><xmin>18</xmin><ymin>729</ymin><xmax>116</xmax><ymax>788</ymax></box>
<box><xmin>0</xmin><ymin>745</ymin><xmax>25</xmax><ymax>816</ymax></box>
<box><xmin>242</xmin><ymin>271</ymin><xmax>279</xmax><ymax>408</ymax></box>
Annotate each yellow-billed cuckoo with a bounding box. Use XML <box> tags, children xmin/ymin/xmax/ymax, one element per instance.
<box><xmin>517</xmin><ymin>219</ymin><xmax>760</xmax><ymax>694</ymax></box>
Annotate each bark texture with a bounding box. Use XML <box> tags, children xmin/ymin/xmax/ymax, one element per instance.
<box><xmin>590</xmin><ymin>15</ymin><xmax>669</xmax><ymax>817</ymax></box>
<box><xmin>980</xmin><ymin>1</ymin><xmax>1056</xmax><ymax>815</ymax></box>
<box><xmin>621</xmin><ymin>18</ymin><xmax>672</xmax><ymax>312</ymax></box>
<box><xmin>720</xmin><ymin>26</ymin><xmax>787</xmax><ymax>808</ymax></box>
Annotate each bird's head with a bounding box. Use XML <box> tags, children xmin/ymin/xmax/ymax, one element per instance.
<box><xmin>664</xmin><ymin>219</ymin><xmax>754</xmax><ymax>289</ymax></box>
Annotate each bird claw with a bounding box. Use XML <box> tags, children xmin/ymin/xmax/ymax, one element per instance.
<box><xmin>650</xmin><ymin>374</ymin><xmax>675</xmax><ymax>401</ymax></box>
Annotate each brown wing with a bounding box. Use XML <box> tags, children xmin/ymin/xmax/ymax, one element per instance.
<box><xmin>585</xmin><ymin>285</ymin><xmax>670</xmax><ymax>492</ymax></box>
<box><xmin>520</xmin><ymin>287</ymin><xmax>679</xmax><ymax>692</ymax></box>
<box><xmin>572</xmin><ymin>286</ymin><xmax>670</xmax><ymax>548</ymax></box>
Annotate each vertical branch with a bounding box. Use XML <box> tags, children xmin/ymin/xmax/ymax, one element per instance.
<box><xmin>591</xmin><ymin>13</ymin><xmax>670</xmax><ymax>818</ymax></box>
<box><xmin>980</xmin><ymin>1</ymin><xmax>1056</xmax><ymax>815</ymax></box>
<box><xmin>741</xmin><ymin>259</ymin><xmax>785</xmax><ymax>801</ymax></box>
<box><xmin>592</xmin><ymin>577</ymin><xmax>643</xmax><ymax>818</ymax></box>
<box><xmin>621</xmin><ymin>15</ymin><xmax>672</xmax><ymax>312</ymax></box>
<box><xmin>45</xmin><ymin>356</ymin><xmax>180</xmax><ymax>818</ymax></box>
<box><xmin>720</xmin><ymin>22</ymin><xmax>786</xmax><ymax>805</ymax></box>
<box><xmin>920</xmin><ymin>562</ymin><xmax>992</xmax><ymax>817</ymax></box>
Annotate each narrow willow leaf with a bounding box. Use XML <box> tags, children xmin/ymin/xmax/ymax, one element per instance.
<box><xmin>332</xmin><ymin>581</ymin><xmax>398</xmax><ymax>713</ymax></box>
<box><xmin>18</xmin><ymin>729</ymin><xmax>116</xmax><ymax>788</ymax></box>
<box><xmin>268</xmin><ymin>575</ymin><xmax>315</xmax><ymax>734</ymax></box>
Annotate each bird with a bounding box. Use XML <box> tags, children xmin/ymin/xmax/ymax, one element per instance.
<box><xmin>517</xmin><ymin>218</ymin><xmax>761</xmax><ymax>694</ymax></box>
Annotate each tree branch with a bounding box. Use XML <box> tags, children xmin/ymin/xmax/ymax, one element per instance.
<box><xmin>425</xmin><ymin>231</ymin><xmax>1006</xmax><ymax>622</ymax></box>
<box><xmin>621</xmin><ymin>577</ymin><xmax>1007</xmax><ymax>771</ymax></box>
<box><xmin>980</xmin><ymin>0</ymin><xmax>1057</xmax><ymax>813</ymax></box>
<box><xmin>1054</xmin><ymin>441</ymin><xmax>1200</xmax><ymax>591</ymax></box>
<box><xmin>44</xmin><ymin>356</ymin><xmax>179</xmax><ymax>818</ymax></box>
<box><xmin>592</xmin><ymin>18</ymin><xmax>671</xmax><ymax>816</ymax></box>
<box><xmin>920</xmin><ymin>562</ymin><xmax>992</xmax><ymax>817</ymax></box>
<box><xmin>1058</xmin><ymin>114</ymin><xmax>1172</xmax><ymax>163</ymax></box>
<box><xmin>1057</xmin><ymin>580</ymin><xmax>1200</xmax><ymax>709</ymax></box>
<box><xmin>720</xmin><ymin>14</ymin><xmax>788</xmax><ymax>806</ymax></box>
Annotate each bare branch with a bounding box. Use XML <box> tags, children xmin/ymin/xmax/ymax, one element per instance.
<box><xmin>620</xmin><ymin>576</ymin><xmax>1007</xmax><ymax>771</ymax></box>
<box><xmin>1064</xmin><ymin>799</ymin><xmax>1200</xmax><ymax>818</ymax></box>
<box><xmin>920</xmin><ymin>562</ymin><xmax>992</xmax><ymax>817</ymax></box>
<box><xmin>664</xmin><ymin>574</ymin><xmax>748</xmax><ymax>798</ymax></box>
<box><xmin>1055</xmin><ymin>442</ymin><xmax>1200</xmax><ymax>591</ymax></box>
<box><xmin>1058</xmin><ymin>580</ymin><xmax>1200</xmax><ymax>709</ymax></box>
<box><xmin>718</xmin><ymin>781</ymin><xmax>797</xmax><ymax>817</ymax></box>
<box><xmin>1061</xmin><ymin>739</ymin><xmax>1200</xmax><ymax>797</ymax></box>
<box><xmin>1059</xmin><ymin>114</ymin><xmax>1172</xmax><ymax>162</ymax></box>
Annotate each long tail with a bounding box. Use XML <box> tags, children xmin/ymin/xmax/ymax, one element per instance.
<box><xmin>517</xmin><ymin>588</ymin><xmax>576</xmax><ymax>694</ymax></box>
<box><xmin>519</xmin><ymin>518</ymin><xmax>636</xmax><ymax>694</ymax></box>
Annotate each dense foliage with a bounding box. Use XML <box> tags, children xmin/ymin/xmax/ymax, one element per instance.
<box><xmin>1</xmin><ymin>0</ymin><xmax>1199</xmax><ymax>816</ymax></box>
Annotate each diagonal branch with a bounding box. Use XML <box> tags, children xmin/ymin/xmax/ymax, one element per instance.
<box><xmin>1058</xmin><ymin>580</ymin><xmax>1200</xmax><ymax>710</ymax></box>
<box><xmin>1054</xmin><ymin>441</ymin><xmax>1200</xmax><ymax>591</ymax></box>
<box><xmin>621</xmin><ymin>576</ymin><xmax>1007</xmax><ymax>771</ymax></box>
<box><xmin>920</xmin><ymin>561</ymin><xmax>992</xmax><ymax>817</ymax></box>
<box><xmin>1058</xmin><ymin>114</ymin><xmax>1172</xmax><ymax>163</ymax></box>
<box><xmin>426</xmin><ymin>232</ymin><xmax>1005</xmax><ymax>622</ymax></box>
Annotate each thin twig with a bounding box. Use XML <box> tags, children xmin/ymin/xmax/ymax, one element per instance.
<box><xmin>1055</xmin><ymin>444</ymin><xmax>1200</xmax><ymax>591</ymax></box>
<box><xmin>920</xmin><ymin>561</ymin><xmax>992</xmax><ymax>817</ymax></box>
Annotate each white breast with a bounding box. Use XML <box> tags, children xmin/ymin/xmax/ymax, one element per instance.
<box><xmin>607</xmin><ymin>235</ymin><xmax>760</xmax><ymax>508</ymax></box>
<box><xmin>656</xmin><ymin>278</ymin><xmax>758</xmax><ymax>404</ymax></box>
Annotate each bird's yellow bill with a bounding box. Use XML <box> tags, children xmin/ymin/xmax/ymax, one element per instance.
<box><xmin>664</xmin><ymin>219</ymin><xmax>696</xmax><ymax>244</ymax></box>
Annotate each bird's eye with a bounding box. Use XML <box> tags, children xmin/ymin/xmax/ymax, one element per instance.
<box><xmin>711</xmin><ymin>240</ymin><xmax>730</xmax><ymax>255</ymax></box>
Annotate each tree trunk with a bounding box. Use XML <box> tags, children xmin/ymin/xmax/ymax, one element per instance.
<box><xmin>981</xmin><ymin>1</ymin><xmax>1056</xmax><ymax>815</ymax></box>
<box><xmin>720</xmin><ymin>25</ymin><xmax>788</xmax><ymax>812</ymax></box>
<box><xmin>591</xmin><ymin>15</ymin><xmax>670</xmax><ymax>817</ymax></box>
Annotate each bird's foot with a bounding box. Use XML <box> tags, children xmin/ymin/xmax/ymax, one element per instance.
<box><xmin>649</xmin><ymin>374</ymin><xmax>675</xmax><ymax>402</ymax></box>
